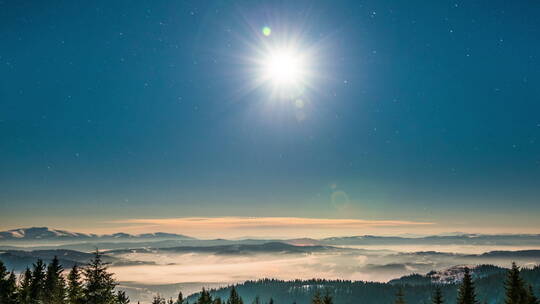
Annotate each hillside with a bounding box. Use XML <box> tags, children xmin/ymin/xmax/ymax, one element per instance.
<box><xmin>0</xmin><ymin>249</ymin><xmax>150</xmax><ymax>270</ymax></box>
<box><xmin>186</xmin><ymin>265</ymin><xmax>540</xmax><ymax>304</ymax></box>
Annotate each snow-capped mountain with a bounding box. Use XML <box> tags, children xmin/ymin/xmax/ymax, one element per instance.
<box><xmin>0</xmin><ymin>227</ymin><xmax>95</xmax><ymax>240</ymax></box>
<box><xmin>0</xmin><ymin>227</ymin><xmax>195</xmax><ymax>241</ymax></box>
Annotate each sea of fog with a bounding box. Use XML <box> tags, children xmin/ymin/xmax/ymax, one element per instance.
<box><xmin>106</xmin><ymin>244</ymin><xmax>540</xmax><ymax>302</ymax></box>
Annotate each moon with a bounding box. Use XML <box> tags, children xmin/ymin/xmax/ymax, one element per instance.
<box><xmin>242</xmin><ymin>24</ymin><xmax>321</xmax><ymax>101</ymax></box>
<box><xmin>263</xmin><ymin>47</ymin><xmax>306</xmax><ymax>87</ymax></box>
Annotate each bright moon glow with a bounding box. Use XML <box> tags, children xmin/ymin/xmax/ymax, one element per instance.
<box><xmin>262</xmin><ymin>48</ymin><xmax>306</xmax><ymax>87</ymax></box>
<box><xmin>250</xmin><ymin>24</ymin><xmax>317</xmax><ymax>100</ymax></box>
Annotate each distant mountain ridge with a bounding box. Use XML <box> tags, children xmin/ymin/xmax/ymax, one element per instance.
<box><xmin>0</xmin><ymin>227</ymin><xmax>195</xmax><ymax>241</ymax></box>
<box><xmin>0</xmin><ymin>249</ymin><xmax>152</xmax><ymax>271</ymax></box>
<box><xmin>319</xmin><ymin>233</ymin><xmax>540</xmax><ymax>246</ymax></box>
<box><xmin>3</xmin><ymin>227</ymin><xmax>540</xmax><ymax>247</ymax></box>
<box><xmin>105</xmin><ymin>242</ymin><xmax>340</xmax><ymax>256</ymax></box>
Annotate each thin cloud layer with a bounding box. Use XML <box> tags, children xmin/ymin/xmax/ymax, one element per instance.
<box><xmin>108</xmin><ymin>217</ymin><xmax>434</xmax><ymax>238</ymax></box>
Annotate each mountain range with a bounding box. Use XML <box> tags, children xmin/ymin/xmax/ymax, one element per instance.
<box><xmin>0</xmin><ymin>227</ymin><xmax>194</xmax><ymax>241</ymax></box>
<box><xmin>2</xmin><ymin>227</ymin><xmax>540</xmax><ymax>248</ymax></box>
<box><xmin>105</xmin><ymin>242</ymin><xmax>340</xmax><ymax>255</ymax></box>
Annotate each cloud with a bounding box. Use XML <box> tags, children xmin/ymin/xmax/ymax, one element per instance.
<box><xmin>112</xmin><ymin>216</ymin><xmax>432</xmax><ymax>228</ymax></box>
<box><xmin>107</xmin><ymin>217</ymin><xmax>434</xmax><ymax>238</ymax></box>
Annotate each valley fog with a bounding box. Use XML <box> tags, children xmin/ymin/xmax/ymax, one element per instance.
<box><xmin>106</xmin><ymin>243</ymin><xmax>540</xmax><ymax>302</ymax></box>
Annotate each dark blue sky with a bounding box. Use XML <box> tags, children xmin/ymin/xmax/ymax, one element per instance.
<box><xmin>1</xmin><ymin>0</ymin><xmax>539</xmax><ymax>234</ymax></box>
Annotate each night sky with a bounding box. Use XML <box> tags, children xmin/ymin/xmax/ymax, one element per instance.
<box><xmin>1</xmin><ymin>0</ymin><xmax>539</xmax><ymax>235</ymax></box>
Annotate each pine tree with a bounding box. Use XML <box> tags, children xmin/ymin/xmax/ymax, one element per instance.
<box><xmin>394</xmin><ymin>288</ymin><xmax>406</xmax><ymax>304</ymax></box>
<box><xmin>18</xmin><ymin>268</ymin><xmax>33</xmax><ymax>304</ymax></box>
<box><xmin>196</xmin><ymin>288</ymin><xmax>213</xmax><ymax>304</ymax></box>
<box><xmin>152</xmin><ymin>295</ymin><xmax>166</xmax><ymax>304</ymax></box>
<box><xmin>322</xmin><ymin>290</ymin><xmax>333</xmax><ymax>304</ymax></box>
<box><xmin>0</xmin><ymin>262</ymin><xmax>18</xmax><ymax>304</ymax></box>
<box><xmin>457</xmin><ymin>267</ymin><xmax>478</xmax><ymax>304</ymax></box>
<box><xmin>504</xmin><ymin>262</ymin><xmax>530</xmax><ymax>304</ymax></box>
<box><xmin>5</xmin><ymin>272</ymin><xmax>18</xmax><ymax>304</ymax></box>
<box><xmin>311</xmin><ymin>291</ymin><xmax>322</xmax><ymax>304</ymax></box>
<box><xmin>226</xmin><ymin>286</ymin><xmax>243</xmax><ymax>304</ymax></box>
<box><xmin>29</xmin><ymin>259</ymin><xmax>47</xmax><ymax>304</ymax></box>
<box><xmin>0</xmin><ymin>260</ymin><xmax>7</xmax><ymax>278</ymax></box>
<box><xmin>44</xmin><ymin>256</ymin><xmax>66</xmax><ymax>304</ymax></box>
<box><xmin>526</xmin><ymin>285</ymin><xmax>538</xmax><ymax>304</ymax></box>
<box><xmin>0</xmin><ymin>261</ymin><xmax>8</xmax><ymax>300</ymax></box>
<box><xmin>67</xmin><ymin>265</ymin><xmax>84</xmax><ymax>304</ymax></box>
<box><xmin>432</xmin><ymin>286</ymin><xmax>443</xmax><ymax>304</ymax></box>
<box><xmin>83</xmin><ymin>249</ymin><xmax>117</xmax><ymax>304</ymax></box>
<box><xmin>175</xmin><ymin>292</ymin><xmax>184</xmax><ymax>304</ymax></box>
<box><xmin>116</xmin><ymin>291</ymin><xmax>130</xmax><ymax>304</ymax></box>
<box><xmin>213</xmin><ymin>298</ymin><xmax>222</xmax><ymax>304</ymax></box>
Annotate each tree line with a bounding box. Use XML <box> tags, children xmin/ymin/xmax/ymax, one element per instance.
<box><xmin>0</xmin><ymin>250</ymin><xmax>125</xmax><ymax>304</ymax></box>
<box><xmin>1</xmin><ymin>252</ymin><xmax>538</xmax><ymax>304</ymax></box>
<box><xmin>392</xmin><ymin>264</ymin><xmax>538</xmax><ymax>304</ymax></box>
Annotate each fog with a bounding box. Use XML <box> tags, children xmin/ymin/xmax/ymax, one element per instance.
<box><xmin>107</xmin><ymin>244</ymin><xmax>540</xmax><ymax>302</ymax></box>
<box><xmin>3</xmin><ymin>235</ymin><xmax>540</xmax><ymax>303</ymax></box>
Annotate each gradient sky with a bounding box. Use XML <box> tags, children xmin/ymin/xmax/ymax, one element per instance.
<box><xmin>1</xmin><ymin>0</ymin><xmax>539</xmax><ymax>237</ymax></box>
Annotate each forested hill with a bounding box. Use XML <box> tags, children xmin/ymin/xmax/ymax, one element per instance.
<box><xmin>187</xmin><ymin>265</ymin><xmax>540</xmax><ymax>304</ymax></box>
